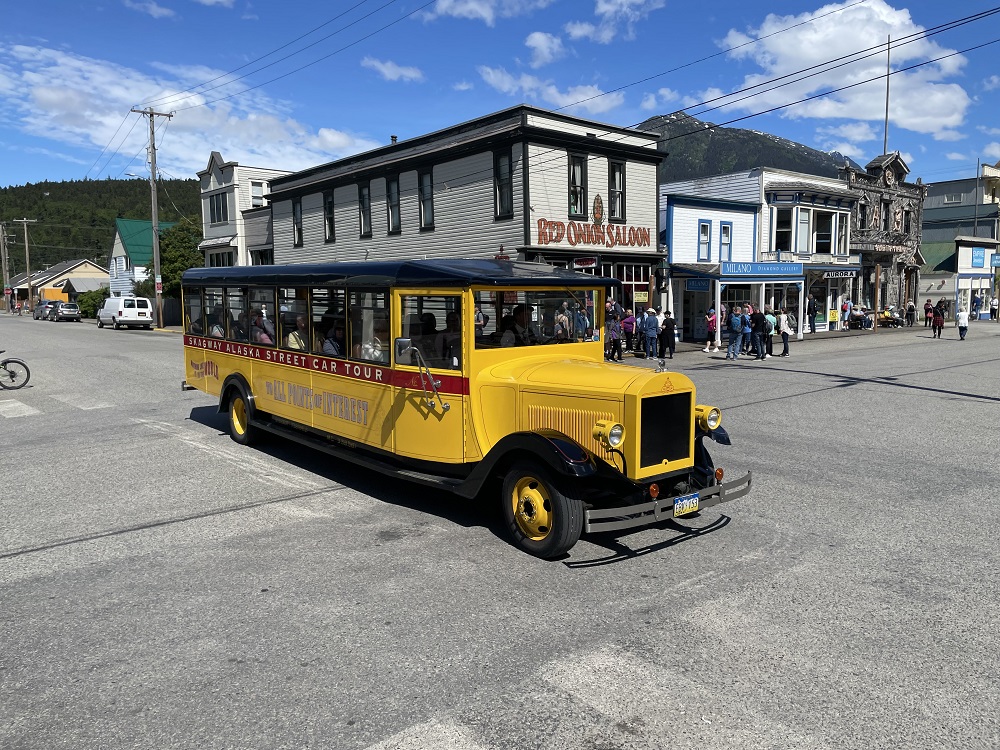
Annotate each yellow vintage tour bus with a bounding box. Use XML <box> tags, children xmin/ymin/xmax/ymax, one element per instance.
<box><xmin>181</xmin><ymin>259</ymin><xmax>751</xmax><ymax>558</ymax></box>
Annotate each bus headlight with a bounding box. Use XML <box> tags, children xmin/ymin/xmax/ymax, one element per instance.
<box><xmin>593</xmin><ymin>420</ymin><xmax>626</xmax><ymax>449</ymax></box>
<box><xmin>695</xmin><ymin>405</ymin><xmax>722</xmax><ymax>432</ymax></box>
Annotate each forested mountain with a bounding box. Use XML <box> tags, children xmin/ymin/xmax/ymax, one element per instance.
<box><xmin>639</xmin><ymin>111</ymin><xmax>864</xmax><ymax>183</ymax></box>
<box><xmin>0</xmin><ymin>178</ymin><xmax>200</xmax><ymax>273</ymax></box>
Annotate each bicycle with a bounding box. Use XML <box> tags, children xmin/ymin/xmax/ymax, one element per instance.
<box><xmin>0</xmin><ymin>350</ymin><xmax>30</xmax><ymax>390</ymax></box>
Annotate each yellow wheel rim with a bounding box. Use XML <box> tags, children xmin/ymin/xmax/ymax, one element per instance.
<box><xmin>511</xmin><ymin>475</ymin><xmax>553</xmax><ymax>541</ymax></box>
<box><xmin>232</xmin><ymin>397</ymin><xmax>248</xmax><ymax>436</ymax></box>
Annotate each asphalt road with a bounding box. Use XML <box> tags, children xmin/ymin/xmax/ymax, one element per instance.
<box><xmin>1</xmin><ymin>314</ymin><xmax>998</xmax><ymax>749</ymax></box>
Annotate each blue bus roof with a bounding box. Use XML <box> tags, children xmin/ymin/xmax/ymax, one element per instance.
<box><xmin>183</xmin><ymin>258</ymin><xmax>620</xmax><ymax>289</ymax></box>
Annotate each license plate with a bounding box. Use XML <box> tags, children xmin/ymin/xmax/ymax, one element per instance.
<box><xmin>673</xmin><ymin>493</ymin><xmax>699</xmax><ymax>516</ymax></box>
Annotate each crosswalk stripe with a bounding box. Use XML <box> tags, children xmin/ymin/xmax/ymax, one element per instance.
<box><xmin>48</xmin><ymin>393</ymin><xmax>114</xmax><ymax>410</ymax></box>
<box><xmin>0</xmin><ymin>400</ymin><xmax>40</xmax><ymax>418</ymax></box>
<box><xmin>363</xmin><ymin>720</ymin><xmax>488</xmax><ymax>750</ymax></box>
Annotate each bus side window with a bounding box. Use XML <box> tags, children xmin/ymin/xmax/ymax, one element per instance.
<box><xmin>184</xmin><ymin>287</ymin><xmax>204</xmax><ymax>335</ymax></box>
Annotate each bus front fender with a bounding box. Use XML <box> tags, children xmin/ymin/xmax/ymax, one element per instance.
<box><xmin>455</xmin><ymin>429</ymin><xmax>598</xmax><ymax>499</ymax></box>
<box><xmin>219</xmin><ymin>374</ymin><xmax>256</xmax><ymax>419</ymax></box>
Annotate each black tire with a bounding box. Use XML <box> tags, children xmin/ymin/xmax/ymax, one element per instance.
<box><xmin>502</xmin><ymin>462</ymin><xmax>584</xmax><ymax>559</ymax></box>
<box><xmin>112</xmin><ymin>317</ymin><xmax>120</xmax><ymax>330</ymax></box>
<box><xmin>228</xmin><ymin>389</ymin><xmax>258</xmax><ymax>446</ymax></box>
<box><xmin>0</xmin><ymin>358</ymin><xmax>31</xmax><ymax>390</ymax></box>
<box><xmin>97</xmin><ymin>318</ymin><xmax>104</xmax><ymax>328</ymax></box>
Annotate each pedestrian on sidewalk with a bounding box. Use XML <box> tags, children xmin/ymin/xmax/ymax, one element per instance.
<box><xmin>662</xmin><ymin>311</ymin><xmax>677</xmax><ymax>359</ymax></box>
<box><xmin>841</xmin><ymin>298</ymin><xmax>853</xmax><ymax>331</ymax></box>
<box><xmin>924</xmin><ymin>299</ymin><xmax>934</xmax><ymax>327</ymax></box>
<box><xmin>905</xmin><ymin>300</ymin><xmax>916</xmax><ymax>327</ymax></box>
<box><xmin>778</xmin><ymin>308</ymin><xmax>792</xmax><ymax>356</ymax></box>
<box><xmin>642</xmin><ymin>307</ymin><xmax>659</xmax><ymax>359</ymax></box>
<box><xmin>726</xmin><ymin>306</ymin><xmax>743</xmax><ymax>360</ymax></box>
<box><xmin>956</xmin><ymin>307</ymin><xmax>969</xmax><ymax>340</ymax></box>
<box><xmin>606</xmin><ymin>313</ymin><xmax>623</xmax><ymax>361</ymax></box>
<box><xmin>622</xmin><ymin>309</ymin><xmax>635</xmax><ymax>350</ymax></box>
<box><xmin>703</xmin><ymin>307</ymin><xmax>718</xmax><ymax>352</ymax></box>
<box><xmin>990</xmin><ymin>294</ymin><xmax>999</xmax><ymax>321</ymax></box>
<box><xmin>932</xmin><ymin>303</ymin><xmax>945</xmax><ymax>338</ymax></box>
<box><xmin>750</xmin><ymin>306</ymin><xmax>768</xmax><ymax>360</ymax></box>
<box><xmin>807</xmin><ymin>294</ymin><xmax>818</xmax><ymax>334</ymax></box>
<box><xmin>764</xmin><ymin>306</ymin><xmax>777</xmax><ymax>358</ymax></box>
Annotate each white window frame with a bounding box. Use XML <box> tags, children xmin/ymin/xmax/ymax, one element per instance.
<box><xmin>719</xmin><ymin>221</ymin><xmax>732</xmax><ymax>261</ymax></box>
<box><xmin>698</xmin><ymin>220</ymin><xmax>711</xmax><ymax>262</ymax></box>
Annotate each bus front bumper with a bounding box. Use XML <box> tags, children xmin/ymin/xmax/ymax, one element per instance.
<box><xmin>583</xmin><ymin>471</ymin><xmax>752</xmax><ymax>534</ymax></box>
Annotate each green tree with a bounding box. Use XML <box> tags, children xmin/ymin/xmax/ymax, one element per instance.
<box><xmin>77</xmin><ymin>287</ymin><xmax>110</xmax><ymax>319</ymax></box>
<box><xmin>158</xmin><ymin>221</ymin><xmax>204</xmax><ymax>298</ymax></box>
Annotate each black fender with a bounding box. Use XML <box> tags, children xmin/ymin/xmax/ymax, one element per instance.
<box><xmin>693</xmin><ymin>425</ymin><xmax>731</xmax><ymax>488</ymax></box>
<box><xmin>454</xmin><ymin>429</ymin><xmax>598</xmax><ymax>499</ymax></box>
<box><xmin>219</xmin><ymin>373</ymin><xmax>256</xmax><ymax>419</ymax></box>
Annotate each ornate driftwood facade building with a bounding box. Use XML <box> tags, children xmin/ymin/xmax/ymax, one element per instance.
<box><xmin>840</xmin><ymin>153</ymin><xmax>926</xmax><ymax>309</ymax></box>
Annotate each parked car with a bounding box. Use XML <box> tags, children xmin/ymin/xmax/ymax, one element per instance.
<box><xmin>50</xmin><ymin>302</ymin><xmax>81</xmax><ymax>322</ymax></box>
<box><xmin>33</xmin><ymin>300</ymin><xmax>60</xmax><ymax>320</ymax></box>
<box><xmin>96</xmin><ymin>296</ymin><xmax>154</xmax><ymax>330</ymax></box>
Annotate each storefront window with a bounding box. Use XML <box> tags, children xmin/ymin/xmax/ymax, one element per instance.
<box><xmin>774</xmin><ymin>208</ymin><xmax>792</xmax><ymax>253</ymax></box>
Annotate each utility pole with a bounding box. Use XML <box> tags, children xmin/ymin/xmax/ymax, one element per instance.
<box><xmin>0</xmin><ymin>221</ymin><xmax>9</xmax><ymax>311</ymax></box>
<box><xmin>13</xmin><ymin>219</ymin><xmax>37</xmax><ymax>310</ymax></box>
<box><xmin>130</xmin><ymin>106</ymin><xmax>174</xmax><ymax>328</ymax></box>
<box><xmin>883</xmin><ymin>35</ymin><xmax>891</xmax><ymax>155</ymax></box>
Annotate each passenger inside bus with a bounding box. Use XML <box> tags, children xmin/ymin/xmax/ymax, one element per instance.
<box><xmin>286</xmin><ymin>315</ymin><xmax>309</xmax><ymax>350</ymax></box>
<box><xmin>501</xmin><ymin>304</ymin><xmax>538</xmax><ymax>347</ymax></box>
<box><xmin>250</xmin><ymin>309</ymin><xmax>275</xmax><ymax>345</ymax></box>
<box><xmin>435</xmin><ymin>310</ymin><xmax>462</xmax><ymax>368</ymax></box>
<box><xmin>322</xmin><ymin>321</ymin><xmax>346</xmax><ymax>357</ymax></box>
<box><xmin>208</xmin><ymin>309</ymin><xmax>227</xmax><ymax>338</ymax></box>
<box><xmin>359</xmin><ymin>317</ymin><xmax>390</xmax><ymax>363</ymax></box>
<box><xmin>232</xmin><ymin>312</ymin><xmax>249</xmax><ymax>341</ymax></box>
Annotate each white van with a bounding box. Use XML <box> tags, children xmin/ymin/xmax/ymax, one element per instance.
<box><xmin>97</xmin><ymin>296</ymin><xmax>155</xmax><ymax>330</ymax></box>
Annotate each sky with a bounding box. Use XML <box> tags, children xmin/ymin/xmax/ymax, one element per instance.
<box><xmin>1</xmin><ymin>0</ymin><xmax>998</xmax><ymax>190</ymax></box>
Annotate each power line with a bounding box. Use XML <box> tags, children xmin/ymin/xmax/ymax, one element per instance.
<box><xmin>145</xmin><ymin>0</ymin><xmax>400</xmax><ymax>110</ymax></box>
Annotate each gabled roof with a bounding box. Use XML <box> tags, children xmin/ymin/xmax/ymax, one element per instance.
<box><xmin>865</xmin><ymin>151</ymin><xmax>910</xmax><ymax>177</ymax></box>
<box><xmin>114</xmin><ymin>218</ymin><xmax>177</xmax><ymax>266</ymax></box>
<box><xmin>8</xmin><ymin>259</ymin><xmax>107</xmax><ymax>288</ymax></box>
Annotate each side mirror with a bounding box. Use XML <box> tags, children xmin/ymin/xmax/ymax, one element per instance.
<box><xmin>395</xmin><ymin>337</ymin><xmax>412</xmax><ymax>359</ymax></box>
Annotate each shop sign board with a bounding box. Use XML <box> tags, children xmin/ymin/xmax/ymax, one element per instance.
<box><xmin>721</xmin><ymin>262</ymin><xmax>803</xmax><ymax>276</ymax></box>
<box><xmin>536</xmin><ymin>218</ymin><xmax>652</xmax><ymax>249</ymax></box>
<box><xmin>685</xmin><ymin>279</ymin><xmax>711</xmax><ymax>291</ymax></box>
<box><xmin>823</xmin><ymin>270</ymin><xmax>856</xmax><ymax>279</ymax></box>
<box><xmin>572</xmin><ymin>256</ymin><xmax>598</xmax><ymax>269</ymax></box>
<box><xmin>971</xmin><ymin>247</ymin><xmax>985</xmax><ymax>268</ymax></box>
<box><xmin>634</xmin><ymin>291</ymin><xmax>649</xmax><ymax>303</ymax></box>
<box><xmin>991</xmin><ymin>253</ymin><xmax>1000</xmax><ymax>268</ymax></box>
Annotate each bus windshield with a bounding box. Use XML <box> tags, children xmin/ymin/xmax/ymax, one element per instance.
<box><xmin>474</xmin><ymin>288</ymin><xmax>600</xmax><ymax>348</ymax></box>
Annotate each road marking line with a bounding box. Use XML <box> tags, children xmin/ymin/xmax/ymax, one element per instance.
<box><xmin>133</xmin><ymin>418</ymin><xmax>322</xmax><ymax>491</ymax></box>
<box><xmin>363</xmin><ymin>720</ymin><xmax>488</xmax><ymax>750</ymax></box>
<box><xmin>0</xmin><ymin>400</ymin><xmax>40</xmax><ymax>418</ymax></box>
<box><xmin>48</xmin><ymin>393</ymin><xmax>114</xmax><ymax>410</ymax></box>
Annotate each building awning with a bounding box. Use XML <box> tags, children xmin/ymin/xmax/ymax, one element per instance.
<box><xmin>199</xmin><ymin>235</ymin><xmax>237</xmax><ymax>249</ymax></box>
<box><xmin>62</xmin><ymin>278</ymin><xmax>109</xmax><ymax>294</ymax></box>
<box><xmin>669</xmin><ymin>262</ymin><xmax>805</xmax><ymax>283</ymax></box>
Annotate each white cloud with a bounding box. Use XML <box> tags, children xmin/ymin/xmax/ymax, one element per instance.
<box><xmin>453</xmin><ymin>81</ymin><xmax>473</xmax><ymax>91</ymax></box>
<box><xmin>817</xmin><ymin>122</ymin><xmax>879</xmax><ymax>143</ymax></box>
<box><xmin>984</xmin><ymin>75</ymin><xmax>1000</xmax><ymax>91</ymax></box>
<box><xmin>715</xmin><ymin>0</ymin><xmax>971</xmax><ymax>140</ymax></box>
<box><xmin>639</xmin><ymin>87</ymin><xmax>678</xmax><ymax>111</ymax></box>
<box><xmin>898</xmin><ymin>151</ymin><xmax>913</xmax><ymax>165</ymax></box>
<box><xmin>361</xmin><ymin>57</ymin><xmax>424</xmax><ymax>82</ymax></box>
<box><xmin>123</xmin><ymin>0</ymin><xmax>175</xmax><ymax>18</ymax></box>
<box><xmin>525</xmin><ymin>32</ymin><xmax>565</xmax><ymax>68</ymax></box>
<box><xmin>0</xmin><ymin>43</ymin><xmax>381</xmax><ymax>179</ymax></box>
<box><xmin>977</xmin><ymin>125</ymin><xmax>1000</xmax><ymax>137</ymax></box>
<box><xmin>192</xmin><ymin>0</ymin><xmax>234</xmax><ymax>6</ymax></box>
<box><xmin>945</xmin><ymin>152</ymin><xmax>967</xmax><ymax>161</ymax></box>
<box><xmin>425</xmin><ymin>0</ymin><xmax>555</xmax><ymax>27</ymax></box>
<box><xmin>984</xmin><ymin>143</ymin><xmax>1000</xmax><ymax>160</ymax></box>
<box><xmin>477</xmin><ymin>65</ymin><xmax>624</xmax><ymax>114</ymax></box>
<box><xmin>565</xmin><ymin>0</ymin><xmax>665</xmax><ymax>44</ymax></box>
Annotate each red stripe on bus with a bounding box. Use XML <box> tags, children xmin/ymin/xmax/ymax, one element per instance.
<box><xmin>184</xmin><ymin>335</ymin><xmax>469</xmax><ymax>395</ymax></box>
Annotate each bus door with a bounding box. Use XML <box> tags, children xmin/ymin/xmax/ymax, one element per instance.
<box><xmin>392</xmin><ymin>292</ymin><xmax>466</xmax><ymax>463</ymax></box>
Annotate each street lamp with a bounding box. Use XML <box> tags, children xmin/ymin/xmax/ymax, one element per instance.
<box><xmin>126</xmin><ymin>171</ymin><xmax>163</xmax><ymax>327</ymax></box>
